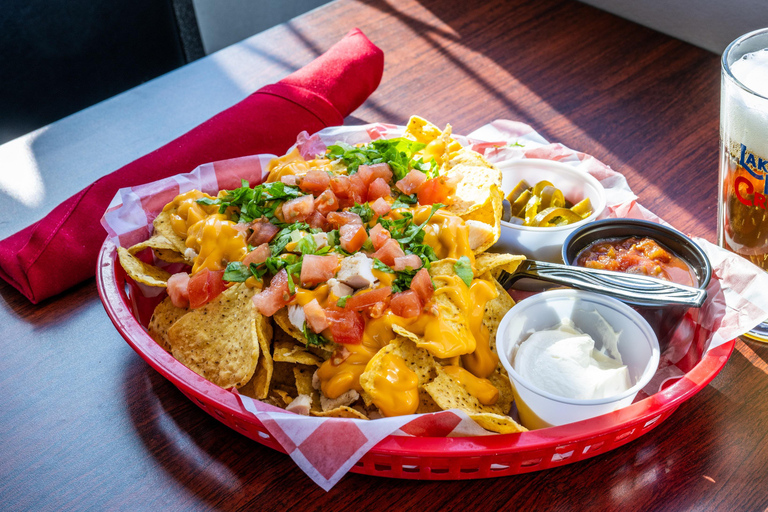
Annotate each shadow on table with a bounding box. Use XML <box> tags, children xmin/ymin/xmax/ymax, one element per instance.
<box><xmin>354</xmin><ymin>0</ymin><xmax>720</xmax><ymax>237</ymax></box>
<box><xmin>122</xmin><ymin>358</ymin><xmax>332</xmax><ymax>507</ymax></box>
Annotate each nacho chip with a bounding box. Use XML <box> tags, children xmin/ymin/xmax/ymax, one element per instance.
<box><xmin>360</xmin><ymin>336</ymin><xmax>440</xmax><ymax>414</ymax></box>
<box><xmin>269</xmin><ymin>361</ymin><xmax>300</xmax><ymax>393</ymax></box>
<box><xmin>423</xmin><ymin>367</ymin><xmax>509</xmax><ymax>417</ymax></box>
<box><xmin>148</xmin><ymin>296</ymin><xmax>188</xmax><ymax>351</ymax></box>
<box><xmin>311</xmin><ymin>406</ymin><xmax>369</xmax><ymax>419</ymax></box>
<box><xmin>474</xmin><ymin>253</ymin><xmax>525</xmax><ymax>278</ymax></box>
<box><xmin>293</xmin><ymin>365</ymin><xmax>322</xmax><ymax>412</ymax></box>
<box><xmin>274</xmin><ymin>339</ymin><xmax>323</xmax><ymax>366</ymax></box>
<box><xmin>152</xmin><ymin>209</ymin><xmax>188</xmax><ymax>255</ymax></box>
<box><xmin>405</xmin><ymin>115</ymin><xmax>443</xmax><ymax>144</ymax></box>
<box><xmin>167</xmin><ymin>284</ymin><xmax>259</xmax><ymax>389</ymax></box>
<box><xmin>239</xmin><ymin>312</ymin><xmax>273</xmax><ymax>399</ymax></box>
<box><xmin>128</xmin><ymin>233</ymin><xmax>188</xmax><ymax>263</ymax></box>
<box><xmin>469</xmin><ymin>412</ymin><xmax>527</xmax><ymax>434</ymax></box>
<box><xmin>444</xmin><ymin>149</ymin><xmax>502</xmax><ymax>218</ymax></box>
<box><xmin>483</xmin><ymin>275</ymin><xmax>516</xmax><ymax>355</ymax></box>
<box><xmin>117</xmin><ymin>247</ymin><xmax>172</xmax><ymax>287</ymax></box>
<box><xmin>273</xmin><ymin>307</ymin><xmax>305</xmax><ymax>343</ymax></box>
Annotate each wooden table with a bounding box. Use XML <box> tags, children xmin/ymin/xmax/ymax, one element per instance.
<box><xmin>2</xmin><ymin>0</ymin><xmax>766</xmax><ymax>509</ymax></box>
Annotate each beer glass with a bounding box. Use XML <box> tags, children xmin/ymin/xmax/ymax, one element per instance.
<box><xmin>719</xmin><ymin>28</ymin><xmax>768</xmax><ymax>341</ymax></box>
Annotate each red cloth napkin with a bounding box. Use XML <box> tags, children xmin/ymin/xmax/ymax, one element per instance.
<box><xmin>0</xmin><ymin>29</ymin><xmax>383</xmax><ymax>303</ymax></box>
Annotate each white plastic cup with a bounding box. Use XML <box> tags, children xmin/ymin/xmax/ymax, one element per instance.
<box><xmin>496</xmin><ymin>289</ymin><xmax>660</xmax><ymax>429</ymax></box>
<box><xmin>494</xmin><ymin>159</ymin><xmax>607</xmax><ymax>263</ymax></box>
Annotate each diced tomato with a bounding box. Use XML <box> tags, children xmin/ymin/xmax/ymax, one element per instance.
<box><xmin>411</xmin><ymin>268</ymin><xmax>434</xmax><ymax>304</ymax></box>
<box><xmin>307</xmin><ymin>211</ymin><xmax>329</xmax><ymax>231</ymax></box>
<box><xmin>252</xmin><ymin>269</ymin><xmax>293</xmax><ymax>316</ymax></box>
<box><xmin>282</xmin><ymin>194</ymin><xmax>315</xmax><ymax>222</ymax></box>
<box><xmin>369</xmin><ymin>223</ymin><xmax>391</xmax><ymax>251</ymax></box>
<box><xmin>372</xmin><ymin>238</ymin><xmax>405</xmax><ymax>266</ymax></box>
<box><xmin>299</xmin><ymin>169</ymin><xmax>331</xmax><ymax>196</ymax></box>
<box><xmin>242</xmin><ymin>243</ymin><xmax>271</xmax><ymax>266</ymax></box>
<box><xmin>300</xmin><ymin>254</ymin><xmax>339</xmax><ymax>287</ymax></box>
<box><xmin>167</xmin><ymin>272</ymin><xmax>190</xmax><ymax>308</ymax></box>
<box><xmin>344</xmin><ymin>286</ymin><xmax>392</xmax><ymax>311</ymax></box>
<box><xmin>394</xmin><ymin>254</ymin><xmax>423</xmax><ymax>271</ymax></box>
<box><xmin>367</xmin><ymin>177</ymin><xmax>391</xmax><ymax>202</ymax></box>
<box><xmin>330</xmin><ymin>175</ymin><xmax>351</xmax><ymax>197</ymax></box>
<box><xmin>327</xmin><ymin>211</ymin><xmax>363</xmax><ymax>228</ymax></box>
<box><xmin>303</xmin><ymin>299</ymin><xmax>329</xmax><ymax>333</ymax></box>
<box><xmin>370</xmin><ymin>197</ymin><xmax>391</xmax><ymax>218</ymax></box>
<box><xmin>357</xmin><ymin>163</ymin><xmax>393</xmax><ymax>187</ymax></box>
<box><xmin>280</xmin><ymin>175</ymin><xmax>298</xmax><ymax>186</ymax></box>
<box><xmin>395</xmin><ymin>169</ymin><xmax>427</xmax><ymax>195</ymax></box>
<box><xmin>188</xmin><ymin>268</ymin><xmax>227</xmax><ymax>309</ymax></box>
<box><xmin>339</xmin><ymin>224</ymin><xmax>368</xmax><ymax>253</ymax></box>
<box><xmin>348</xmin><ymin>173</ymin><xmax>368</xmax><ymax>204</ymax></box>
<box><xmin>248</xmin><ymin>218</ymin><xmax>279</xmax><ymax>246</ymax></box>
<box><xmin>417</xmin><ymin>174</ymin><xmax>460</xmax><ymax>206</ymax></box>
<box><xmin>390</xmin><ymin>290</ymin><xmax>422</xmax><ymax>318</ymax></box>
<box><xmin>314</xmin><ymin>189</ymin><xmax>339</xmax><ymax>215</ymax></box>
<box><xmin>325</xmin><ymin>307</ymin><xmax>365</xmax><ymax>344</ymax></box>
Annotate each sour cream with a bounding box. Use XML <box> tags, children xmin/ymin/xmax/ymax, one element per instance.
<box><xmin>512</xmin><ymin>318</ymin><xmax>631</xmax><ymax>400</ymax></box>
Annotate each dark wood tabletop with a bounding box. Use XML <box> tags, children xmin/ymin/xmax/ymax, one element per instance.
<box><xmin>3</xmin><ymin>0</ymin><xmax>767</xmax><ymax>510</ymax></box>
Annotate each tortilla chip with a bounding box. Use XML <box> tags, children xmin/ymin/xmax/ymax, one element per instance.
<box><xmin>469</xmin><ymin>412</ymin><xmax>527</xmax><ymax>434</ymax></box>
<box><xmin>273</xmin><ymin>307</ymin><xmax>305</xmax><ymax>343</ymax></box>
<box><xmin>269</xmin><ymin>362</ymin><xmax>299</xmax><ymax>395</ymax></box>
<box><xmin>474</xmin><ymin>253</ymin><xmax>525</xmax><ymax>278</ymax></box>
<box><xmin>239</xmin><ymin>312</ymin><xmax>273</xmax><ymax>399</ymax></box>
<box><xmin>128</xmin><ymin>234</ymin><xmax>188</xmax><ymax>263</ymax></box>
<box><xmin>444</xmin><ymin>148</ymin><xmax>502</xmax><ymax>216</ymax></box>
<box><xmin>483</xmin><ymin>275</ymin><xmax>516</xmax><ymax>355</ymax></box>
<box><xmin>152</xmin><ymin>209</ymin><xmax>188</xmax><ymax>255</ymax></box>
<box><xmin>128</xmin><ymin>233</ymin><xmax>176</xmax><ymax>254</ymax></box>
<box><xmin>148</xmin><ymin>297</ymin><xmax>188</xmax><ymax>351</ymax></box>
<box><xmin>293</xmin><ymin>365</ymin><xmax>322</xmax><ymax>412</ymax></box>
<box><xmin>311</xmin><ymin>406</ymin><xmax>369</xmax><ymax>419</ymax></box>
<box><xmin>423</xmin><ymin>367</ymin><xmax>510</xmax><ymax>417</ymax></box>
<box><xmin>359</xmin><ymin>336</ymin><xmax>440</xmax><ymax>414</ymax></box>
<box><xmin>405</xmin><ymin>115</ymin><xmax>443</xmax><ymax>144</ymax></box>
<box><xmin>274</xmin><ymin>340</ymin><xmax>323</xmax><ymax>366</ymax></box>
<box><xmin>117</xmin><ymin>247</ymin><xmax>172</xmax><ymax>287</ymax></box>
<box><xmin>167</xmin><ymin>284</ymin><xmax>259</xmax><ymax>389</ymax></box>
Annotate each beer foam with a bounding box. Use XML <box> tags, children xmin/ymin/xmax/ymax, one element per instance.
<box><xmin>725</xmin><ymin>49</ymin><xmax>768</xmax><ymax>160</ymax></box>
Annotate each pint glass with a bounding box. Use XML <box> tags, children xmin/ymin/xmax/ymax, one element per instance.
<box><xmin>719</xmin><ymin>28</ymin><xmax>768</xmax><ymax>341</ymax></box>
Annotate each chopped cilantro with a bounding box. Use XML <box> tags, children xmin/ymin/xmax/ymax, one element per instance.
<box><xmin>454</xmin><ymin>256</ymin><xmax>473</xmax><ymax>287</ymax></box>
<box><xmin>295</xmin><ymin>232</ymin><xmax>317</xmax><ymax>255</ymax></box>
<box><xmin>223</xmin><ymin>261</ymin><xmax>266</xmax><ymax>282</ymax></box>
<box><xmin>372</xmin><ymin>258</ymin><xmax>395</xmax><ymax>273</ymax></box>
<box><xmin>303</xmin><ymin>323</ymin><xmax>330</xmax><ymax>346</ymax></box>
<box><xmin>222</xmin><ymin>261</ymin><xmax>251</xmax><ymax>282</ymax></box>
<box><xmin>326</xmin><ymin>138</ymin><xmax>426</xmax><ymax>179</ymax></box>
<box><xmin>349</xmin><ymin>202</ymin><xmax>376</xmax><ymax>223</ymax></box>
<box><xmin>396</xmin><ymin>203</ymin><xmax>444</xmax><ymax>245</ymax></box>
<box><xmin>391</xmin><ymin>194</ymin><xmax>418</xmax><ymax>209</ymax></box>
<box><xmin>336</xmin><ymin>295</ymin><xmax>351</xmax><ymax>308</ymax></box>
<box><xmin>207</xmin><ymin>181</ymin><xmax>304</xmax><ymax>223</ymax></box>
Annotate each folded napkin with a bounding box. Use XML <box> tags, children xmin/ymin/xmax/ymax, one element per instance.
<box><xmin>0</xmin><ymin>28</ymin><xmax>383</xmax><ymax>303</ymax></box>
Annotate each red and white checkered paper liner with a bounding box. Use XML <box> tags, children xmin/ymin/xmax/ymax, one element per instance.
<box><xmin>101</xmin><ymin>121</ymin><xmax>768</xmax><ymax>490</ymax></box>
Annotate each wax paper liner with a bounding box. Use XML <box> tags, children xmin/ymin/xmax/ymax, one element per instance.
<box><xmin>101</xmin><ymin>121</ymin><xmax>768</xmax><ymax>491</ymax></box>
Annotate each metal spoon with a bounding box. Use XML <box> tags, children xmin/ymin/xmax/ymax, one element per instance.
<box><xmin>497</xmin><ymin>259</ymin><xmax>707</xmax><ymax>308</ymax></box>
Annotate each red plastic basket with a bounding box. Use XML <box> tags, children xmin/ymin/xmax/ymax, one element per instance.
<box><xmin>97</xmin><ymin>238</ymin><xmax>734</xmax><ymax>480</ymax></box>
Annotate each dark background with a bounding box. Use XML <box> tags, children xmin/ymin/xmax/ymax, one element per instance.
<box><xmin>0</xmin><ymin>0</ymin><xmax>203</xmax><ymax>145</ymax></box>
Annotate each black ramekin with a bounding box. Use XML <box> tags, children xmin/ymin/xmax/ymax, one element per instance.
<box><xmin>562</xmin><ymin>219</ymin><xmax>712</xmax><ymax>351</ymax></box>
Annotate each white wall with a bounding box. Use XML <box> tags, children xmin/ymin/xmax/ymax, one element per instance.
<box><xmin>192</xmin><ymin>0</ymin><xmax>333</xmax><ymax>55</ymax></box>
<box><xmin>578</xmin><ymin>0</ymin><xmax>768</xmax><ymax>54</ymax></box>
